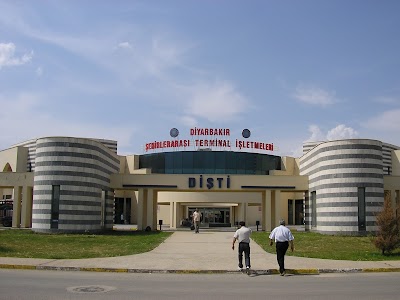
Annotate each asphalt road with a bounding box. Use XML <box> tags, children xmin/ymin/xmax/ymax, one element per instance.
<box><xmin>0</xmin><ymin>269</ymin><xmax>400</xmax><ymax>300</ymax></box>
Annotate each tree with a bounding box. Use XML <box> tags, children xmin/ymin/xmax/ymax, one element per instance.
<box><xmin>373</xmin><ymin>192</ymin><xmax>400</xmax><ymax>255</ymax></box>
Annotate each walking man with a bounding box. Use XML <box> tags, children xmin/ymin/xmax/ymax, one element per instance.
<box><xmin>192</xmin><ymin>209</ymin><xmax>201</xmax><ymax>233</ymax></box>
<box><xmin>232</xmin><ymin>221</ymin><xmax>252</xmax><ymax>274</ymax></box>
<box><xmin>269</xmin><ymin>219</ymin><xmax>294</xmax><ymax>276</ymax></box>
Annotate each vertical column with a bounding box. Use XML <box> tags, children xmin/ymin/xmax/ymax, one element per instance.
<box><xmin>238</xmin><ymin>202</ymin><xmax>247</xmax><ymax>222</ymax></box>
<box><xmin>12</xmin><ymin>186</ymin><xmax>22</xmax><ymax>228</ymax></box>
<box><xmin>147</xmin><ymin>189</ymin><xmax>157</xmax><ymax>230</ymax></box>
<box><xmin>153</xmin><ymin>191</ymin><xmax>158</xmax><ymax>230</ymax></box>
<box><xmin>230</xmin><ymin>206</ymin><xmax>235</xmax><ymax>227</ymax></box>
<box><xmin>262</xmin><ymin>190</ymin><xmax>272</xmax><ymax>231</ymax></box>
<box><xmin>137</xmin><ymin>189</ymin><xmax>146</xmax><ymax>230</ymax></box>
<box><xmin>20</xmin><ymin>186</ymin><xmax>33</xmax><ymax>228</ymax></box>
<box><xmin>169</xmin><ymin>201</ymin><xmax>175</xmax><ymax>229</ymax></box>
<box><xmin>131</xmin><ymin>191</ymin><xmax>138</xmax><ymax>225</ymax></box>
<box><xmin>175</xmin><ymin>202</ymin><xmax>181</xmax><ymax>228</ymax></box>
<box><xmin>244</xmin><ymin>203</ymin><xmax>248</xmax><ymax>223</ymax></box>
<box><xmin>146</xmin><ymin>189</ymin><xmax>154</xmax><ymax>230</ymax></box>
<box><xmin>273</xmin><ymin>190</ymin><xmax>282</xmax><ymax>226</ymax></box>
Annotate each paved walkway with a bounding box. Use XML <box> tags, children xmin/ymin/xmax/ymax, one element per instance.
<box><xmin>1</xmin><ymin>231</ymin><xmax>400</xmax><ymax>275</ymax></box>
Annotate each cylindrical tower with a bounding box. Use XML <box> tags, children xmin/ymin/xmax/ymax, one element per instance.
<box><xmin>31</xmin><ymin>137</ymin><xmax>120</xmax><ymax>232</ymax></box>
<box><xmin>300</xmin><ymin>139</ymin><xmax>384</xmax><ymax>235</ymax></box>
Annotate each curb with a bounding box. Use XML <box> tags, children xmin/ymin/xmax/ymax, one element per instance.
<box><xmin>1</xmin><ymin>264</ymin><xmax>400</xmax><ymax>274</ymax></box>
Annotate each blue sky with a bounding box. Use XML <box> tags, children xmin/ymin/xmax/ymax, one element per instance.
<box><xmin>1</xmin><ymin>0</ymin><xmax>399</xmax><ymax>157</ymax></box>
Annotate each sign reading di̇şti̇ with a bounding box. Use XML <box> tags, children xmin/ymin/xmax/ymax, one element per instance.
<box><xmin>144</xmin><ymin>127</ymin><xmax>274</xmax><ymax>152</ymax></box>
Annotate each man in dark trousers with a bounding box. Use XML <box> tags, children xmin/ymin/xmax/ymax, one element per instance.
<box><xmin>232</xmin><ymin>221</ymin><xmax>252</xmax><ymax>274</ymax></box>
<box><xmin>269</xmin><ymin>219</ymin><xmax>294</xmax><ymax>276</ymax></box>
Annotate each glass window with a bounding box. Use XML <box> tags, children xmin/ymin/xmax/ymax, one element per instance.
<box><xmin>165</xmin><ymin>153</ymin><xmax>174</xmax><ymax>174</ymax></box>
<box><xmin>139</xmin><ymin>151</ymin><xmax>282</xmax><ymax>175</ymax></box>
<box><xmin>51</xmin><ymin>185</ymin><xmax>60</xmax><ymax>229</ymax></box>
<box><xmin>226</xmin><ymin>152</ymin><xmax>237</xmax><ymax>174</ymax></box>
<box><xmin>288</xmin><ymin>200</ymin><xmax>293</xmax><ymax>225</ymax></box>
<box><xmin>203</xmin><ymin>151</ymin><xmax>215</xmax><ymax>174</ymax></box>
<box><xmin>311</xmin><ymin>191</ymin><xmax>317</xmax><ymax>227</ymax></box>
<box><xmin>214</xmin><ymin>152</ymin><xmax>225</xmax><ymax>174</ymax></box>
<box><xmin>157</xmin><ymin>153</ymin><xmax>166</xmax><ymax>173</ymax></box>
<box><xmin>101</xmin><ymin>190</ymin><xmax>107</xmax><ymax>227</ymax></box>
<box><xmin>358</xmin><ymin>187</ymin><xmax>366</xmax><ymax>231</ymax></box>
<box><xmin>173</xmin><ymin>152</ymin><xmax>183</xmax><ymax>174</ymax></box>
<box><xmin>236</xmin><ymin>153</ymin><xmax>246</xmax><ymax>174</ymax></box>
<box><xmin>182</xmin><ymin>152</ymin><xmax>194</xmax><ymax>173</ymax></box>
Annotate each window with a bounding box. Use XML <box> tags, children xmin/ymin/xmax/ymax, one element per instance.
<box><xmin>139</xmin><ymin>151</ymin><xmax>283</xmax><ymax>175</ymax></box>
<box><xmin>51</xmin><ymin>185</ymin><xmax>60</xmax><ymax>229</ymax></box>
<box><xmin>311</xmin><ymin>191</ymin><xmax>317</xmax><ymax>227</ymax></box>
<box><xmin>288</xmin><ymin>200</ymin><xmax>293</xmax><ymax>225</ymax></box>
<box><xmin>358</xmin><ymin>187</ymin><xmax>366</xmax><ymax>231</ymax></box>
<box><xmin>101</xmin><ymin>190</ymin><xmax>107</xmax><ymax>227</ymax></box>
<box><xmin>182</xmin><ymin>152</ymin><xmax>194</xmax><ymax>173</ymax></box>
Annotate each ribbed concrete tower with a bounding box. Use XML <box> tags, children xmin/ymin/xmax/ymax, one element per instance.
<box><xmin>300</xmin><ymin>139</ymin><xmax>385</xmax><ymax>235</ymax></box>
<box><xmin>31</xmin><ymin>137</ymin><xmax>120</xmax><ymax>232</ymax></box>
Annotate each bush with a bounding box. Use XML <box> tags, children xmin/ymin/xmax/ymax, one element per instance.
<box><xmin>373</xmin><ymin>192</ymin><xmax>400</xmax><ymax>255</ymax></box>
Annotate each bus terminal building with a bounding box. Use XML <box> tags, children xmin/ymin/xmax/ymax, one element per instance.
<box><xmin>1</xmin><ymin>128</ymin><xmax>400</xmax><ymax>235</ymax></box>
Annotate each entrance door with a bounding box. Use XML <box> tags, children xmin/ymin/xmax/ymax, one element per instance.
<box><xmin>288</xmin><ymin>200</ymin><xmax>304</xmax><ymax>225</ymax></box>
<box><xmin>188</xmin><ymin>207</ymin><xmax>230</xmax><ymax>227</ymax></box>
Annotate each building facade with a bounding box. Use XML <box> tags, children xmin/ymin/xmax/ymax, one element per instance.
<box><xmin>1</xmin><ymin>135</ymin><xmax>399</xmax><ymax>235</ymax></box>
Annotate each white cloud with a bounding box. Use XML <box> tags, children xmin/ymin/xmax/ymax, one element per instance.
<box><xmin>326</xmin><ymin>124</ymin><xmax>358</xmax><ymax>140</ymax></box>
<box><xmin>184</xmin><ymin>80</ymin><xmax>250</xmax><ymax>122</ymax></box>
<box><xmin>362</xmin><ymin>109</ymin><xmax>400</xmax><ymax>131</ymax></box>
<box><xmin>117</xmin><ymin>42</ymin><xmax>132</xmax><ymax>49</ymax></box>
<box><xmin>306</xmin><ymin>124</ymin><xmax>325</xmax><ymax>141</ymax></box>
<box><xmin>305</xmin><ymin>124</ymin><xmax>358</xmax><ymax>143</ymax></box>
<box><xmin>0</xmin><ymin>43</ymin><xmax>33</xmax><ymax>68</ymax></box>
<box><xmin>293</xmin><ymin>85</ymin><xmax>336</xmax><ymax>106</ymax></box>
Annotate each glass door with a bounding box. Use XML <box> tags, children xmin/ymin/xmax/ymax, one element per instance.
<box><xmin>188</xmin><ymin>207</ymin><xmax>230</xmax><ymax>227</ymax></box>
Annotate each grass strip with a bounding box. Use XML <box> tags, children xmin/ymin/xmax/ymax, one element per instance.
<box><xmin>0</xmin><ymin>230</ymin><xmax>172</xmax><ymax>259</ymax></box>
<box><xmin>251</xmin><ymin>231</ymin><xmax>400</xmax><ymax>261</ymax></box>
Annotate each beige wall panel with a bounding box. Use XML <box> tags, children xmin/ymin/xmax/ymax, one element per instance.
<box><xmin>0</xmin><ymin>173</ymin><xmax>34</xmax><ymax>188</ymax></box>
<box><xmin>0</xmin><ymin>147</ymin><xmax>28</xmax><ymax>173</ymax></box>
<box><xmin>392</xmin><ymin>150</ymin><xmax>400</xmax><ymax>176</ymax></box>
<box><xmin>111</xmin><ymin>174</ymin><xmax>309</xmax><ymax>192</ymax></box>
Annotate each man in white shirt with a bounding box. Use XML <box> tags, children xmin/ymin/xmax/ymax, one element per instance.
<box><xmin>192</xmin><ymin>209</ymin><xmax>201</xmax><ymax>233</ymax></box>
<box><xmin>232</xmin><ymin>221</ymin><xmax>252</xmax><ymax>274</ymax></box>
<box><xmin>269</xmin><ymin>219</ymin><xmax>294</xmax><ymax>276</ymax></box>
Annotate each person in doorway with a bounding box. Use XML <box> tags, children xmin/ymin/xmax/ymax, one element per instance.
<box><xmin>269</xmin><ymin>219</ymin><xmax>294</xmax><ymax>276</ymax></box>
<box><xmin>232</xmin><ymin>221</ymin><xmax>252</xmax><ymax>274</ymax></box>
<box><xmin>192</xmin><ymin>209</ymin><xmax>201</xmax><ymax>233</ymax></box>
<box><xmin>120</xmin><ymin>213</ymin><xmax>124</xmax><ymax>224</ymax></box>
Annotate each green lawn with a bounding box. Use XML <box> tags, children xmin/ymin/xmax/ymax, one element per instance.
<box><xmin>252</xmin><ymin>231</ymin><xmax>400</xmax><ymax>261</ymax></box>
<box><xmin>2</xmin><ymin>229</ymin><xmax>400</xmax><ymax>261</ymax></box>
<box><xmin>0</xmin><ymin>229</ymin><xmax>172</xmax><ymax>259</ymax></box>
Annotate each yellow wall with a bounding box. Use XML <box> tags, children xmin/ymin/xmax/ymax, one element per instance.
<box><xmin>392</xmin><ymin>150</ymin><xmax>400</xmax><ymax>176</ymax></box>
<box><xmin>110</xmin><ymin>173</ymin><xmax>309</xmax><ymax>192</ymax></box>
<box><xmin>0</xmin><ymin>146</ymin><xmax>28</xmax><ymax>173</ymax></box>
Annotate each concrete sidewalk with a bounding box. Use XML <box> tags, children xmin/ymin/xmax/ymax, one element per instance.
<box><xmin>1</xmin><ymin>231</ymin><xmax>400</xmax><ymax>275</ymax></box>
